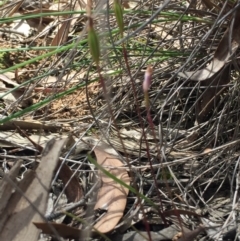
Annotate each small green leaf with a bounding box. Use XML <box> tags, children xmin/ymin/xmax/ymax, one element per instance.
<box><xmin>113</xmin><ymin>0</ymin><xmax>124</xmax><ymax>37</ymax></box>
<box><xmin>88</xmin><ymin>18</ymin><xmax>100</xmax><ymax>65</ymax></box>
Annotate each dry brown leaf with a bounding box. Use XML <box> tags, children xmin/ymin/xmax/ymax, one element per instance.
<box><xmin>178</xmin><ymin>7</ymin><xmax>240</xmax><ymax>81</ymax></box>
<box><xmin>93</xmin><ymin>146</ymin><xmax>130</xmax><ymax>233</ymax></box>
<box><xmin>0</xmin><ymin>160</ymin><xmax>22</xmax><ymax>232</ymax></box>
<box><xmin>178</xmin><ymin>7</ymin><xmax>240</xmax><ymax>122</ymax></box>
<box><xmin>0</xmin><ymin>138</ymin><xmax>67</xmax><ymax>241</ymax></box>
<box><xmin>51</xmin><ymin>20</ymin><xmax>71</xmax><ymax>46</ymax></box>
<box><xmin>122</xmin><ymin>1</ymin><xmax>130</xmax><ymax>9</ymax></box>
<box><xmin>195</xmin><ymin>66</ymin><xmax>230</xmax><ymax>122</ymax></box>
<box><xmin>0</xmin><ymin>119</ymin><xmax>62</xmax><ymax>131</ymax></box>
<box><xmin>0</xmin><ymin>170</ymin><xmax>37</xmax><ymax>236</ymax></box>
<box><xmin>57</xmin><ymin>161</ymin><xmax>83</xmax><ymax>203</ymax></box>
<box><xmin>51</xmin><ymin>2</ymin><xmax>82</xmax><ymax>46</ymax></box>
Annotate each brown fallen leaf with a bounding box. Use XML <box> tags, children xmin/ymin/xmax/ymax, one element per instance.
<box><xmin>0</xmin><ymin>138</ymin><xmax>68</xmax><ymax>241</ymax></box>
<box><xmin>51</xmin><ymin>2</ymin><xmax>82</xmax><ymax>46</ymax></box>
<box><xmin>0</xmin><ymin>159</ymin><xmax>22</xmax><ymax>233</ymax></box>
<box><xmin>122</xmin><ymin>1</ymin><xmax>130</xmax><ymax>9</ymax></box>
<box><xmin>179</xmin><ymin>6</ymin><xmax>240</xmax><ymax>122</ymax></box>
<box><xmin>178</xmin><ymin>6</ymin><xmax>240</xmax><ymax>81</ymax></box>
<box><xmin>195</xmin><ymin>66</ymin><xmax>230</xmax><ymax>122</ymax></box>
<box><xmin>57</xmin><ymin>161</ymin><xmax>83</xmax><ymax>203</ymax></box>
<box><xmin>51</xmin><ymin>20</ymin><xmax>72</xmax><ymax>47</ymax></box>
<box><xmin>93</xmin><ymin>146</ymin><xmax>130</xmax><ymax>233</ymax></box>
<box><xmin>0</xmin><ymin>119</ymin><xmax>62</xmax><ymax>131</ymax></box>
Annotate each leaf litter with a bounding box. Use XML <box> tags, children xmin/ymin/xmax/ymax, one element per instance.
<box><xmin>34</xmin><ymin>139</ymin><xmax>130</xmax><ymax>238</ymax></box>
<box><xmin>178</xmin><ymin>5</ymin><xmax>240</xmax><ymax>81</ymax></box>
<box><xmin>93</xmin><ymin>145</ymin><xmax>130</xmax><ymax>233</ymax></box>
<box><xmin>0</xmin><ymin>138</ymin><xmax>67</xmax><ymax>241</ymax></box>
<box><xmin>1</xmin><ymin>0</ymin><xmax>240</xmax><ymax>240</ymax></box>
<box><xmin>178</xmin><ymin>6</ymin><xmax>240</xmax><ymax>123</ymax></box>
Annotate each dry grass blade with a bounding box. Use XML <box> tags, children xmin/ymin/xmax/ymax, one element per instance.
<box><xmin>178</xmin><ymin>6</ymin><xmax>240</xmax><ymax>81</ymax></box>
<box><xmin>93</xmin><ymin>146</ymin><xmax>130</xmax><ymax>233</ymax></box>
<box><xmin>5</xmin><ymin>0</ymin><xmax>24</xmax><ymax>17</ymax></box>
<box><xmin>0</xmin><ymin>119</ymin><xmax>62</xmax><ymax>131</ymax></box>
<box><xmin>0</xmin><ymin>138</ymin><xmax>68</xmax><ymax>241</ymax></box>
<box><xmin>163</xmin><ymin>209</ymin><xmax>202</xmax><ymax>219</ymax></box>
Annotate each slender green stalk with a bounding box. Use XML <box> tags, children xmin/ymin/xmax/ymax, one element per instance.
<box><xmin>0</xmin><ymin>10</ymin><xmax>213</xmax><ymax>24</ymax></box>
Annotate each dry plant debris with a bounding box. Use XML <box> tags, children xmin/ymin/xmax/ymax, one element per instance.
<box><xmin>34</xmin><ymin>221</ymin><xmax>89</xmax><ymax>240</ymax></box>
<box><xmin>57</xmin><ymin>160</ymin><xmax>83</xmax><ymax>203</ymax></box>
<box><xmin>178</xmin><ymin>6</ymin><xmax>240</xmax><ymax>81</ymax></box>
<box><xmin>172</xmin><ymin>226</ymin><xmax>206</xmax><ymax>241</ymax></box>
<box><xmin>178</xmin><ymin>5</ymin><xmax>240</xmax><ymax>123</ymax></box>
<box><xmin>93</xmin><ymin>146</ymin><xmax>130</xmax><ymax>233</ymax></box>
<box><xmin>1</xmin><ymin>0</ymin><xmax>240</xmax><ymax>240</ymax></box>
<box><xmin>0</xmin><ymin>138</ymin><xmax>67</xmax><ymax>241</ymax></box>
